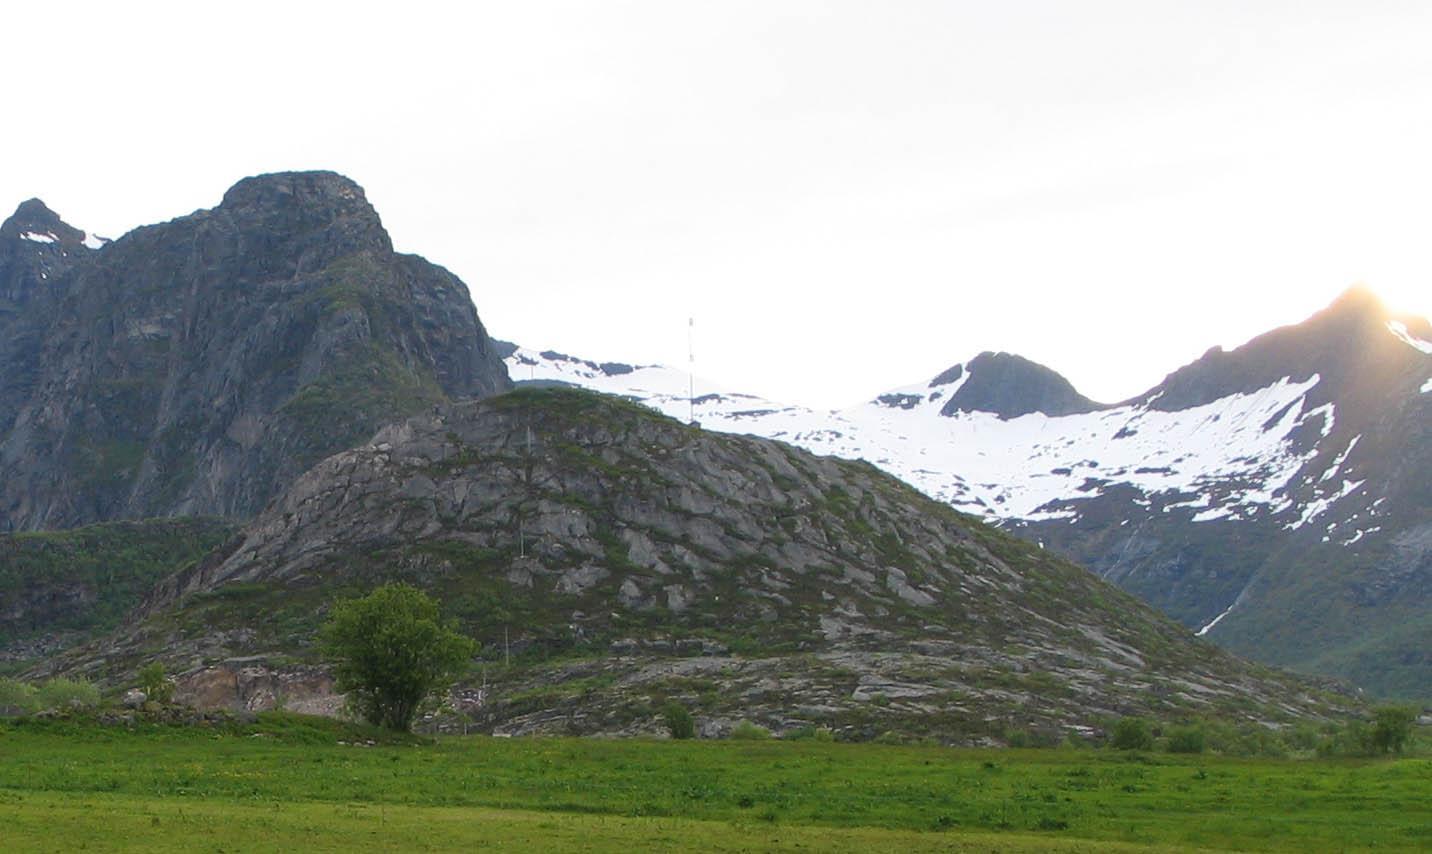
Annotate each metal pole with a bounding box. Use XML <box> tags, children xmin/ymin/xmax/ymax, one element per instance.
<box><xmin>688</xmin><ymin>317</ymin><xmax>695</xmax><ymax>424</ymax></box>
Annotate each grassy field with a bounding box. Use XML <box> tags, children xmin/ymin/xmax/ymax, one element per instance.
<box><xmin>0</xmin><ymin>714</ymin><xmax>1428</xmax><ymax>852</ymax></box>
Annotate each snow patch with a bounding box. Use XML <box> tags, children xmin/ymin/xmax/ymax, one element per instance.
<box><xmin>20</xmin><ymin>231</ymin><xmax>56</xmax><ymax>244</ymax></box>
<box><xmin>1387</xmin><ymin>320</ymin><xmax>1432</xmax><ymax>355</ymax></box>
<box><xmin>1290</xmin><ymin>479</ymin><xmax>1366</xmax><ymax>530</ymax></box>
<box><xmin>1196</xmin><ymin>600</ymin><xmax>1238</xmax><ymax>636</ymax></box>
<box><xmin>1422</xmin><ymin>377</ymin><xmax>1432</xmax><ymax>394</ymax></box>
<box><xmin>1319</xmin><ymin>435</ymin><xmax>1360</xmax><ymax>483</ymax></box>
<box><xmin>82</xmin><ymin>232</ymin><xmax>108</xmax><ymax>250</ymax></box>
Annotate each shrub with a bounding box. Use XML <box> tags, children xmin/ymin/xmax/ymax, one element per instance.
<box><xmin>1110</xmin><ymin>716</ymin><xmax>1153</xmax><ymax>751</ymax></box>
<box><xmin>663</xmin><ymin>702</ymin><xmax>696</xmax><ymax>740</ymax></box>
<box><xmin>1165</xmin><ymin>724</ymin><xmax>1206</xmax><ymax>754</ymax></box>
<box><xmin>730</xmin><ymin>720</ymin><xmax>771</xmax><ymax>740</ymax></box>
<box><xmin>137</xmin><ymin>663</ymin><xmax>174</xmax><ymax>704</ymax></box>
<box><xmin>787</xmin><ymin>725</ymin><xmax>835</xmax><ymax>742</ymax></box>
<box><xmin>35</xmin><ymin>678</ymin><xmax>100</xmax><ymax>711</ymax></box>
<box><xmin>1371</xmin><ymin>706</ymin><xmax>1416</xmax><ymax>755</ymax></box>
<box><xmin>0</xmin><ymin>678</ymin><xmax>39</xmax><ymax>716</ymax></box>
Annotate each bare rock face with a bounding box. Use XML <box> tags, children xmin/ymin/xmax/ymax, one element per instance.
<box><xmin>175</xmin><ymin>659</ymin><xmax>342</xmax><ymax>717</ymax></box>
<box><xmin>63</xmin><ymin>387</ymin><xmax>1357</xmax><ymax>741</ymax></box>
<box><xmin>0</xmin><ymin>172</ymin><xmax>510</xmax><ymax>531</ymax></box>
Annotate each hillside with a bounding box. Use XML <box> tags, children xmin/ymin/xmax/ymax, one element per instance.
<box><xmin>47</xmin><ymin>388</ymin><xmax>1355</xmax><ymax>739</ymax></box>
<box><xmin>499</xmin><ymin>289</ymin><xmax>1431</xmax><ymax>697</ymax></box>
<box><xmin>0</xmin><ymin>172</ymin><xmax>511</xmax><ymax>532</ymax></box>
<box><xmin>0</xmin><ymin>518</ymin><xmax>234</xmax><ymax>667</ymax></box>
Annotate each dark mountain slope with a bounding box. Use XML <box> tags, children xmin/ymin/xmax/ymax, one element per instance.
<box><xmin>0</xmin><ymin>172</ymin><xmax>510</xmax><ymax>531</ymax></box>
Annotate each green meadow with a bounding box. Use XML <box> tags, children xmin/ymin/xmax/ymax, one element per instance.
<box><xmin>1</xmin><ymin>715</ymin><xmax>1427</xmax><ymax>852</ymax></box>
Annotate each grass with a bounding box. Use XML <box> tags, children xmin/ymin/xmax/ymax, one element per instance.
<box><xmin>0</xmin><ymin>792</ymin><xmax>1192</xmax><ymax>853</ymax></box>
<box><xmin>0</xmin><ymin>714</ymin><xmax>1427</xmax><ymax>851</ymax></box>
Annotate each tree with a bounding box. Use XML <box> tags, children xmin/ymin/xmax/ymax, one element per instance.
<box><xmin>319</xmin><ymin>583</ymin><xmax>477</xmax><ymax>732</ymax></box>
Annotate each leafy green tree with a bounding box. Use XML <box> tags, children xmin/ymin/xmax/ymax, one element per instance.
<box><xmin>1110</xmin><ymin>716</ymin><xmax>1153</xmax><ymax>750</ymax></box>
<box><xmin>319</xmin><ymin>583</ymin><xmax>477</xmax><ymax>732</ymax></box>
<box><xmin>137</xmin><ymin>663</ymin><xmax>174</xmax><ymax>704</ymax></box>
<box><xmin>1371</xmin><ymin>706</ymin><xmax>1416</xmax><ymax>755</ymax></box>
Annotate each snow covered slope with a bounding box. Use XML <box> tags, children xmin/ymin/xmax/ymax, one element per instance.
<box><xmin>506</xmin><ymin>346</ymin><xmax>1335</xmax><ymax>525</ymax></box>
<box><xmin>502</xmin><ymin>287</ymin><xmax>1432</xmax><ymax>697</ymax></box>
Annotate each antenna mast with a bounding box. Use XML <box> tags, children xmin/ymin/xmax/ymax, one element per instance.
<box><xmin>687</xmin><ymin>316</ymin><xmax>695</xmax><ymax>425</ymax></box>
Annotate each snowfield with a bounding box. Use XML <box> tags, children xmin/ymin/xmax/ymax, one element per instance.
<box><xmin>505</xmin><ymin>346</ymin><xmax>1352</xmax><ymax>525</ymax></box>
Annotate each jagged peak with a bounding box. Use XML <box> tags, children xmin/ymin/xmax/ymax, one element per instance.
<box><xmin>1</xmin><ymin>197</ymin><xmax>86</xmax><ymax>245</ymax></box>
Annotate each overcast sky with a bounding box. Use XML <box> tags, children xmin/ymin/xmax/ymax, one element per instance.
<box><xmin>5</xmin><ymin>1</ymin><xmax>1430</xmax><ymax>408</ymax></box>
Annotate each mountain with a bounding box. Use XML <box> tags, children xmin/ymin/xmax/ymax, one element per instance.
<box><xmin>0</xmin><ymin>173</ymin><xmax>511</xmax><ymax>532</ymax></box>
<box><xmin>44</xmin><ymin>388</ymin><xmax>1355</xmax><ymax>738</ymax></box>
<box><xmin>500</xmin><ymin>289</ymin><xmax>1432</xmax><ymax>697</ymax></box>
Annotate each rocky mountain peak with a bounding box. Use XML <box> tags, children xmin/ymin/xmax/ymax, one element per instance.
<box><xmin>0</xmin><ymin>170</ymin><xmax>510</xmax><ymax>532</ymax></box>
<box><xmin>212</xmin><ymin>170</ymin><xmax>392</xmax><ymax>258</ymax></box>
<box><xmin>939</xmin><ymin>351</ymin><xmax>1102</xmax><ymax>419</ymax></box>
<box><xmin>0</xmin><ymin>198</ymin><xmax>85</xmax><ymax>245</ymax></box>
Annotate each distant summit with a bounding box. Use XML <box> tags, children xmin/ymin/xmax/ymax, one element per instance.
<box><xmin>936</xmin><ymin>351</ymin><xmax>1103</xmax><ymax>419</ymax></box>
<box><xmin>1138</xmin><ymin>284</ymin><xmax>1429</xmax><ymax>412</ymax></box>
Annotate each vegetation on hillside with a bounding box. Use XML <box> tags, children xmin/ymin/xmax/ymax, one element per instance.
<box><xmin>0</xmin><ymin>518</ymin><xmax>234</xmax><ymax>651</ymax></box>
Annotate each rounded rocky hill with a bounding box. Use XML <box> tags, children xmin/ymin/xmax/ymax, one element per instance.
<box><xmin>59</xmin><ymin>387</ymin><xmax>1355</xmax><ymax>740</ymax></box>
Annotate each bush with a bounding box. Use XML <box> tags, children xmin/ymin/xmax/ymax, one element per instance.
<box><xmin>1165</xmin><ymin>724</ymin><xmax>1206</xmax><ymax>754</ymax></box>
<box><xmin>138</xmin><ymin>663</ymin><xmax>174</xmax><ymax>704</ymax></box>
<box><xmin>1110</xmin><ymin>716</ymin><xmax>1153</xmax><ymax>751</ymax></box>
<box><xmin>1316</xmin><ymin>720</ymin><xmax>1372</xmax><ymax>758</ymax></box>
<box><xmin>730</xmin><ymin>720</ymin><xmax>771</xmax><ymax>740</ymax></box>
<box><xmin>663</xmin><ymin>703</ymin><xmax>695</xmax><ymax>740</ymax></box>
<box><xmin>0</xmin><ymin>678</ymin><xmax>39</xmax><ymax>716</ymax></box>
<box><xmin>786</xmin><ymin>725</ymin><xmax>835</xmax><ymax>742</ymax></box>
<box><xmin>1371</xmin><ymin>706</ymin><xmax>1416</xmax><ymax>755</ymax></box>
<box><xmin>35</xmin><ymin>678</ymin><xmax>100</xmax><ymax>711</ymax></box>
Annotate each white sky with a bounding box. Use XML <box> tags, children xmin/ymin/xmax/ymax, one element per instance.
<box><xmin>4</xmin><ymin>1</ymin><xmax>1430</xmax><ymax>408</ymax></box>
